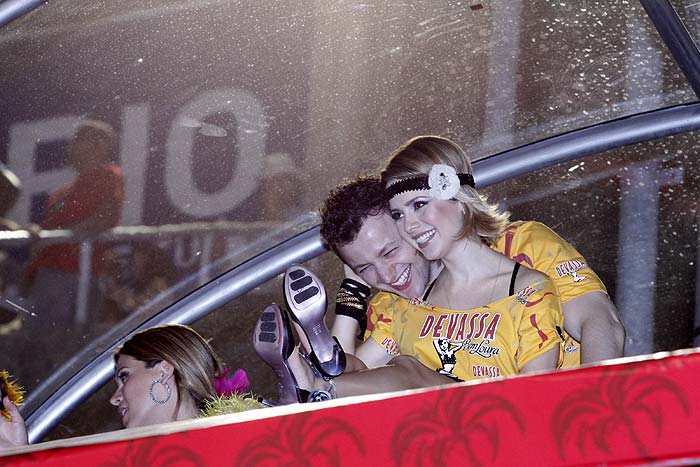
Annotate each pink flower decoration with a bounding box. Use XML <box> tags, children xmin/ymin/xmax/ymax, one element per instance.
<box><xmin>214</xmin><ymin>368</ymin><xmax>250</xmax><ymax>396</ymax></box>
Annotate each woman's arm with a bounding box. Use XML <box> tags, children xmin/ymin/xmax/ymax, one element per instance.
<box><xmin>520</xmin><ymin>346</ymin><xmax>560</xmax><ymax>374</ymax></box>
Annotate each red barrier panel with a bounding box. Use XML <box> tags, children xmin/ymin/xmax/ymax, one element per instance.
<box><xmin>4</xmin><ymin>349</ymin><xmax>700</xmax><ymax>466</ymax></box>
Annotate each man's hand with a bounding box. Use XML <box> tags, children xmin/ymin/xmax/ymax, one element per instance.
<box><xmin>332</xmin><ymin>265</ymin><xmax>372</xmax><ymax>354</ymax></box>
<box><xmin>0</xmin><ymin>396</ymin><xmax>28</xmax><ymax>450</ymax></box>
<box><xmin>562</xmin><ymin>292</ymin><xmax>625</xmax><ymax>363</ymax></box>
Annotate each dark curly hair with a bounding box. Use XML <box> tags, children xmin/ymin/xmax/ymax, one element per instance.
<box><xmin>319</xmin><ymin>176</ymin><xmax>390</xmax><ymax>256</ymax></box>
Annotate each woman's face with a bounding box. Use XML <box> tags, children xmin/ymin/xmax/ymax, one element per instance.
<box><xmin>109</xmin><ymin>355</ymin><xmax>173</xmax><ymax>428</ymax></box>
<box><xmin>389</xmin><ymin>188</ymin><xmax>464</xmax><ymax>261</ymax></box>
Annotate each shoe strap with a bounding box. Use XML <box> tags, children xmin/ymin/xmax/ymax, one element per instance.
<box><xmin>296</xmin><ymin>352</ymin><xmax>337</xmax><ymax>402</ymax></box>
<box><xmin>299</xmin><ymin>349</ymin><xmax>330</xmax><ymax>380</ymax></box>
<box><xmin>305</xmin><ymin>380</ymin><xmax>336</xmax><ymax>402</ymax></box>
<box><xmin>306</xmin><ymin>390</ymin><xmax>332</xmax><ymax>402</ymax></box>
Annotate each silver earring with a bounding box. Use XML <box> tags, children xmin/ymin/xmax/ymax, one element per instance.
<box><xmin>149</xmin><ymin>379</ymin><xmax>172</xmax><ymax>404</ymax></box>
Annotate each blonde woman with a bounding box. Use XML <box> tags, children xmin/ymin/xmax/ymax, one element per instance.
<box><xmin>376</xmin><ymin>135</ymin><xmax>566</xmax><ymax>380</ymax></box>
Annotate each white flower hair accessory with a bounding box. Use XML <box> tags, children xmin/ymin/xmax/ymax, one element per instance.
<box><xmin>385</xmin><ymin>165</ymin><xmax>474</xmax><ymax>200</ymax></box>
<box><xmin>428</xmin><ymin>164</ymin><xmax>461</xmax><ymax>200</ymax></box>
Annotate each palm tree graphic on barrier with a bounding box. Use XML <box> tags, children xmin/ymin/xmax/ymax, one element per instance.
<box><xmin>551</xmin><ymin>370</ymin><xmax>690</xmax><ymax>460</ymax></box>
<box><xmin>391</xmin><ymin>389</ymin><xmax>525</xmax><ymax>466</ymax></box>
<box><xmin>236</xmin><ymin>412</ymin><xmax>365</xmax><ymax>465</ymax></box>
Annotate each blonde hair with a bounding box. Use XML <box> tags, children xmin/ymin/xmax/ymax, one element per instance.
<box><xmin>115</xmin><ymin>324</ymin><xmax>223</xmax><ymax>410</ymax></box>
<box><xmin>380</xmin><ymin>135</ymin><xmax>509</xmax><ymax>245</ymax></box>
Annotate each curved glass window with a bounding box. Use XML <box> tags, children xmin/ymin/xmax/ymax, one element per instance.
<box><xmin>44</xmin><ymin>130</ymin><xmax>700</xmax><ymax>439</ymax></box>
<box><xmin>671</xmin><ymin>1</ymin><xmax>700</xmax><ymax>49</ymax></box>
<box><xmin>0</xmin><ymin>0</ymin><xmax>696</xmax><ymax>440</ymax></box>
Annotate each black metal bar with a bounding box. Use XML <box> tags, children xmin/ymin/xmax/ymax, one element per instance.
<box><xmin>639</xmin><ymin>0</ymin><xmax>700</xmax><ymax>99</ymax></box>
<box><xmin>0</xmin><ymin>0</ymin><xmax>48</xmax><ymax>28</ymax></box>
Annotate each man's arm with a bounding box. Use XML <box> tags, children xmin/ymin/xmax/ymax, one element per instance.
<box><xmin>330</xmin><ymin>265</ymin><xmax>369</xmax><ymax>354</ymax></box>
<box><xmin>330</xmin><ymin>286</ymin><xmax>396</xmax><ymax>369</ymax></box>
<box><xmin>495</xmin><ymin>222</ymin><xmax>625</xmax><ymax>364</ymax></box>
<box><xmin>562</xmin><ymin>291</ymin><xmax>625</xmax><ymax>363</ymax></box>
<box><xmin>331</xmin><ymin>280</ymin><xmax>394</xmax><ymax>369</ymax></box>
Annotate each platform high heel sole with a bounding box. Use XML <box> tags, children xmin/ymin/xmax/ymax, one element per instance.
<box><xmin>253</xmin><ymin>303</ymin><xmax>305</xmax><ymax>405</ymax></box>
<box><xmin>284</xmin><ymin>265</ymin><xmax>346</xmax><ymax>378</ymax></box>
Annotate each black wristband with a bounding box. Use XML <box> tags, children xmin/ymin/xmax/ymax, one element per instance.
<box><xmin>335</xmin><ymin>278</ymin><xmax>371</xmax><ymax>338</ymax></box>
<box><xmin>340</xmin><ymin>278</ymin><xmax>370</xmax><ymax>299</ymax></box>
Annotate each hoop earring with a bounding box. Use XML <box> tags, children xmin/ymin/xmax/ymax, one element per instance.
<box><xmin>149</xmin><ymin>379</ymin><xmax>172</xmax><ymax>404</ymax></box>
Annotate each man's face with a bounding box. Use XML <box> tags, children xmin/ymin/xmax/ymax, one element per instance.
<box><xmin>337</xmin><ymin>212</ymin><xmax>431</xmax><ymax>299</ymax></box>
<box><xmin>67</xmin><ymin>128</ymin><xmax>109</xmax><ymax>173</ymax></box>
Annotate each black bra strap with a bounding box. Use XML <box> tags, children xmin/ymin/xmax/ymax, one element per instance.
<box><xmin>509</xmin><ymin>263</ymin><xmax>521</xmax><ymax>296</ymax></box>
<box><xmin>422</xmin><ymin>279</ymin><xmax>437</xmax><ymax>301</ymax></box>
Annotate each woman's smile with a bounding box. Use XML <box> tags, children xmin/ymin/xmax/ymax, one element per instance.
<box><xmin>414</xmin><ymin>228</ymin><xmax>436</xmax><ymax>248</ymax></box>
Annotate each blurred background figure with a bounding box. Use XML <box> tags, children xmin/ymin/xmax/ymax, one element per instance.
<box><xmin>100</xmin><ymin>241</ymin><xmax>177</xmax><ymax>324</ymax></box>
<box><xmin>0</xmin><ymin>162</ymin><xmax>21</xmax><ymax>230</ymax></box>
<box><xmin>19</xmin><ymin>119</ymin><xmax>124</xmax><ymax>376</ymax></box>
<box><xmin>0</xmin><ymin>163</ymin><xmax>22</xmax><ymax>335</ymax></box>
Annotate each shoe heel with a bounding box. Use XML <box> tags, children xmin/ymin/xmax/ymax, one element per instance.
<box><xmin>253</xmin><ymin>303</ymin><xmax>301</xmax><ymax>405</ymax></box>
<box><xmin>284</xmin><ymin>265</ymin><xmax>346</xmax><ymax>378</ymax></box>
<box><xmin>287</xmin><ymin>267</ymin><xmax>324</xmax><ymax>312</ymax></box>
